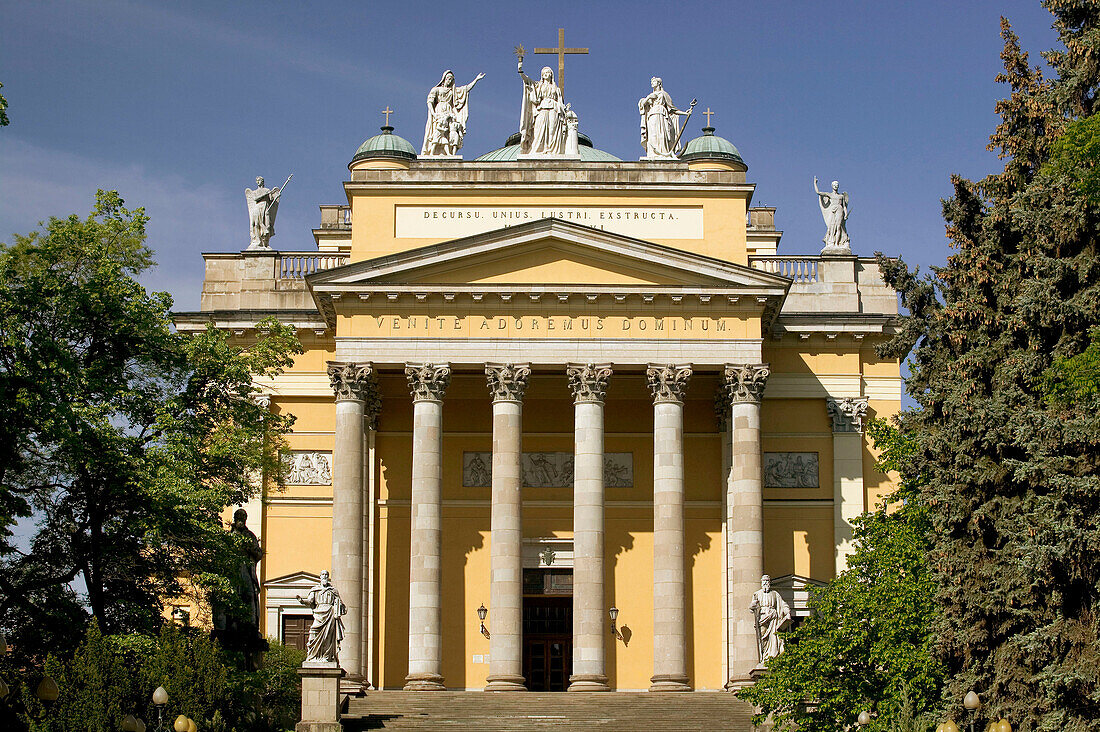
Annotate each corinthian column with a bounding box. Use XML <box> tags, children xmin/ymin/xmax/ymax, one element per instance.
<box><xmin>403</xmin><ymin>363</ymin><xmax>451</xmax><ymax>691</ymax></box>
<box><xmin>327</xmin><ymin>362</ymin><xmax>377</xmax><ymax>677</ymax></box>
<box><xmin>827</xmin><ymin>396</ymin><xmax>869</xmax><ymax>574</ymax></box>
<box><xmin>484</xmin><ymin>363</ymin><xmax>531</xmax><ymax>692</ymax></box>
<box><xmin>723</xmin><ymin>363</ymin><xmax>769</xmax><ymax>688</ymax></box>
<box><xmin>566</xmin><ymin>363</ymin><xmax>612</xmax><ymax>692</ymax></box>
<box><xmin>647</xmin><ymin>364</ymin><xmax>693</xmax><ymax>692</ymax></box>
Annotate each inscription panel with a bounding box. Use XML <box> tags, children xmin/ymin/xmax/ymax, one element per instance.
<box><xmin>763</xmin><ymin>452</ymin><xmax>819</xmax><ymax>488</ymax></box>
<box><xmin>396</xmin><ymin>205</ymin><xmax>704</xmax><ymax>239</ymax></box>
<box><xmin>463</xmin><ymin>451</ymin><xmax>633</xmax><ymax>488</ymax></box>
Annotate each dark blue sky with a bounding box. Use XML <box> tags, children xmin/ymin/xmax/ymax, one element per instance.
<box><xmin>1</xmin><ymin>1</ymin><xmax>1059</xmax><ymax>310</ymax></box>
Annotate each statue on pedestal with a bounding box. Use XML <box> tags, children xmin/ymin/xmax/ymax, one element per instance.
<box><xmin>517</xmin><ymin>60</ymin><xmax>569</xmax><ymax>156</ymax></box>
<box><xmin>814</xmin><ymin>177</ymin><xmax>851</xmax><ymax>254</ymax></box>
<box><xmin>638</xmin><ymin>77</ymin><xmax>695</xmax><ymax>159</ymax></box>
<box><xmin>297</xmin><ymin>570</ymin><xmax>346</xmax><ymax>666</ymax></box>
<box><xmin>245</xmin><ymin>174</ymin><xmax>291</xmax><ymax>250</ymax></box>
<box><xmin>749</xmin><ymin>574</ymin><xmax>790</xmax><ymax>663</ymax></box>
<box><xmin>421</xmin><ymin>70</ymin><xmax>485</xmax><ymax>157</ymax></box>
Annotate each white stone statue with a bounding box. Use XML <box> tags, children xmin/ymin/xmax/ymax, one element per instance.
<box><xmin>638</xmin><ymin>77</ymin><xmax>694</xmax><ymax>159</ymax></box>
<box><xmin>245</xmin><ymin>174</ymin><xmax>290</xmax><ymax>250</ymax></box>
<box><xmin>518</xmin><ymin>60</ymin><xmax>570</xmax><ymax>156</ymax></box>
<box><xmin>421</xmin><ymin>70</ymin><xmax>485</xmax><ymax>157</ymax></box>
<box><xmin>749</xmin><ymin>574</ymin><xmax>790</xmax><ymax>663</ymax></box>
<box><xmin>296</xmin><ymin>570</ymin><xmax>347</xmax><ymax>666</ymax></box>
<box><xmin>814</xmin><ymin>177</ymin><xmax>851</xmax><ymax>254</ymax></box>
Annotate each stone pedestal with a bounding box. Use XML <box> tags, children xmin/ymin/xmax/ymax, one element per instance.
<box><xmin>296</xmin><ymin>665</ymin><xmax>344</xmax><ymax>732</ymax></box>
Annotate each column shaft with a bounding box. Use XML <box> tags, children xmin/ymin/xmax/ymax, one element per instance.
<box><xmin>828</xmin><ymin>397</ymin><xmax>869</xmax><ymax>574</ymax></box>
<box><xmin>485</xmin><ymin>363</ymin><xmax>530</xmax><ymax>692</ymax></box>
<box><xmin>404</xmin><ymin>363</ymin><xmax>451</xmax><ymax>691</ymax></box>
<box><xmin>648</xmin><ymin>365</ymin><xmax>691</xmax><ymax>692</ymax></box>
<box><xmin>327</xmin><ymin>362</ymin><xmax>375</xmax><ymax>678</ymax></box>
<box><xmin>566</xmin><ymin>363</ymin><xmax>612</xmax><ymax>692</ymax></box>
<box><xmin>724</xmin><ymin>364</ymin><xmax>769</xmax><ymax>688</ymax></box>
<box><xmin>333</xmin><ymin>399</ymin><xmax>365</xmax><ymax>676</ymax></box>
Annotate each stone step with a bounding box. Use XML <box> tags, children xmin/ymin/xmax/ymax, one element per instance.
<box><xmin>343</xmin><ymin>691</ymin><xmax>756</xmax><ymax>731</ymax></box>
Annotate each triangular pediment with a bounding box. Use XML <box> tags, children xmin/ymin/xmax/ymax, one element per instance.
<box><xmin>308</xmin><ymin>218</ymin><xmax>789</xmax><ymax>290</ymax></box>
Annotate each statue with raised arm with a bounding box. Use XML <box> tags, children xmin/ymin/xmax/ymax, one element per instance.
<box><xmin>749</xmin><ymin>574</ymin><xmax>790</xmax><ymax>662</ymax></box>
<box><xmin>517</xmin><ymin>59</ymin><xmax>568</xmax><ymax>156</ymax></box>
<box><xmin>814</xmin><ymin>177</ymin><xmax>851</xmax><ymax>254</ymax></box>
<box><xmin>246</xmin><ymin>174</ymin><xmax>290</xmax><ymax>250</ymax></box>
<box><xmin>421</xmin><ymin>70</ymin><xmax>485</xmax><ymax>157</ymax></box>
<box><xmin>296</xmin><ymin>570</ymin><xmax>347</xmax><ymax>666</ymax></box>
<box><xmin>638</xmin><ymin>77</ymin><xmax>694</xmax><ymax>159</ymax></box>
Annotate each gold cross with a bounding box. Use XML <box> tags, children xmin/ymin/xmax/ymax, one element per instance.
<box><xmin>534</xmin><ymin>28</ymin><xmax>588</xmax><ymax>99</ymax></box>
<box><xmin>704</xmin><ymin>108</ymin><xmax>714</xmax><ymax>126</ymax></box>
<box><xmin>382</xmin><ymin>106</ymin><xmax>393</xmax><ymax>126</ymax></box>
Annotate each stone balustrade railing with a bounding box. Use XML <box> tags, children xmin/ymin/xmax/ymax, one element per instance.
<box><xmin>748</xmin><ymin>256</ymin><xmax>819</xmax><ymax>283</ymax></box>
<box><xmin>278</xmin><ymin>253</ymin><xmax>349</xmax><ymax>279</ymax></box>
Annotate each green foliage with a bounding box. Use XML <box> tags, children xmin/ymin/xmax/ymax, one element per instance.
<box><xmin>0</xmin><ymin>190</ymin><xmax>301</xmax><ymax>658</ymax></box>
<box><xmin>38</xmin><ymin>624</ymin><xmax>133</xmax><ymax>732</ymax></box>
<box><xmin>739</xmin><ymin>419</ymin><xmax>944</xmax><ymax>731</ymax></box>
<box><xmin>140</xmin><ymin>625</ymin><xmax>229</xmax><ymax>727</ymax></box>
<box><xmin>7</xmin><ymin>623</ymin><xmax>302</xmax><ymax>732</ymax></box>
<box><xmin>873</xmin><ymin>4</ymin><xmax>1100</xmax><ymax>729</ymax></box>
<box><xmin>0</xmin><ymin>80</ymin><xmax>8</xmax><ymax>127</ymax></box>
<box><xmin>1043</xmin><ymin>114</ymin><xmax>1100</xmax><ymax>202</ymax></box>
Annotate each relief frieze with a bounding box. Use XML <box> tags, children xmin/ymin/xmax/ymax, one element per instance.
<box><xmin>283</xmin><ymin>451</ymin><xmax>333</xmax><ymax>485</ymax></box>
<box><xmin>763</xmin><ymin>452</ymin><xmax>819</xmax><ymax>489</ymax></box>
<box><xmin>463</xmin><ymin>451</ymin><xmax>633</xmax><ymax>488</ymax></box>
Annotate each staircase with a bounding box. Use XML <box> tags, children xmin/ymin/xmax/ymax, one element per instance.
<box><xmin>343</xmin><ymin>691</ymin><xmax>756</xmax><ymax>730</ymax></box>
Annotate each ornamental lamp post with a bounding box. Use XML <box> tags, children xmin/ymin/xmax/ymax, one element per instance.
<box><xmin>151</xmin><ymin>686</ymin><xmax>169</xmax><ymax>731</ymax></box>
<box><xmin>35</xmin><ymin>676</ymin><xmax>59</xmax><ymax>704</ymax></box>
<box><xmin>173</xmin><ymin>714</ymin><xmax>190</xmax><ymax>732</ymax></box>
<box><xmin>963</xmin><ymin>690</ymin><xmax>980</xmax><ymax>732</ymax></box>
<box><xmin>940</xmin><ymin>721</ymin><xmax>960</xmax><ymax>732</ymax></box>
<box><xmin>857</xmin><ymin>710</ymin><xmax>871</xmax><ymax>726</ymax></box>
<box><xmin>994</xmin><ymin>721</ymin><xmax>1012</xmax><ymax>732</ymax></box>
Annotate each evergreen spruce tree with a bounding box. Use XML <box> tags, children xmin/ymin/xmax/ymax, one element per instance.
<box><xmin>876</xmin><ymin>3</ymin><xmax>1100</xmax><ymax>728</ymax></box>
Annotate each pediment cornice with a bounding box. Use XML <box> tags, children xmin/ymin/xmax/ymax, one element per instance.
<box><xmin>306</xmin><ymin>218</ymin><xmax>790</xmax><ymax>327</ymax></box>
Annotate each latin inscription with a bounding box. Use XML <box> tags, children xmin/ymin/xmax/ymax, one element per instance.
<box><xmin>395</xmin><ymin>205</ymin><xmax>704</xmax><ymax>239</ymax></box>
<box><xmin>361</xmin><ymin>315</ymin><xmax>740</xmax><ymax>339</ymax></box>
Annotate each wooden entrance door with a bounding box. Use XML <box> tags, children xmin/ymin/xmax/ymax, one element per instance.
<box><xmin>523</xmin><ymin>592</ymin><xmax>572</xmax><ymax>691</ymax></box>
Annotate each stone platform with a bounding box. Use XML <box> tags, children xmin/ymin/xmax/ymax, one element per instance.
<box><xmin>342</xmin><ymin>691</ymin><xmax>755</xmax><ymax>730</ymax></box>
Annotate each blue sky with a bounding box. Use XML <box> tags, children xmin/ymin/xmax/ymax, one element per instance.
<box><xmin>0</xmin><ymin>0</ymin><xmax>1060</xmax><ymax>311</ymax></box>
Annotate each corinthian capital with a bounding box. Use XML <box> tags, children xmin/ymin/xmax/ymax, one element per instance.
<box><xmin>724</xmin><ymin>363</ymin><xmax>770</xmax><ymax>404</ymax></box>
<box><xmin>405</xmin><ymin>363</ymin><xmax>452</xmax><ymax>402</ymax></box>
<box><xmin>566</xmin><ymin>363</ymin><xmax>612</xmax><ymax>404</ymax></box>
<box><xmin>646</xmin><ymin>364</ymin><xmax>692</xmax><ymax>404</ymax></box>
<box><xmin>827</xmin><ymin>396</ymin><xmax>869</xmax><ymax>433</ymax></box>
<box><xmin>485</xmin><ymin>362</ymin><xmax>531</xmax><ymax>402</ymax></box>
<box><xmin>327</xmin><ymin>362</ymin><xmax>376</xmax><ymax>402</ymax></box>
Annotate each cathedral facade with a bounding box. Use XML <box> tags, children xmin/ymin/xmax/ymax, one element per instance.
<box><xmin>174</xmin><ymin>109</ymin><xmax>900</xmax><ymax>693</ymax></box>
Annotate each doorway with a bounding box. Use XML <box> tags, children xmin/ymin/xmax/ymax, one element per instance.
<box><xmin>522</xmin><ymin>569</ymin><xmax>573</xmax><ymax>691</ymax></box>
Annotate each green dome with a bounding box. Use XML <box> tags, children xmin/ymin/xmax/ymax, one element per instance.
<box><xmin>476</xmin><ymin>131</ymin><xmax>621</xmax><ymax>162</ymax></box>
<box><xmin>680</xmin><ymin>127</ymin><xmax>745</xmax><ymax>167</ymax></box>
<box><xmin>351</xmin><ymin>126</ymin><xmax>417</xmax><ymax>163</ymax></box>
